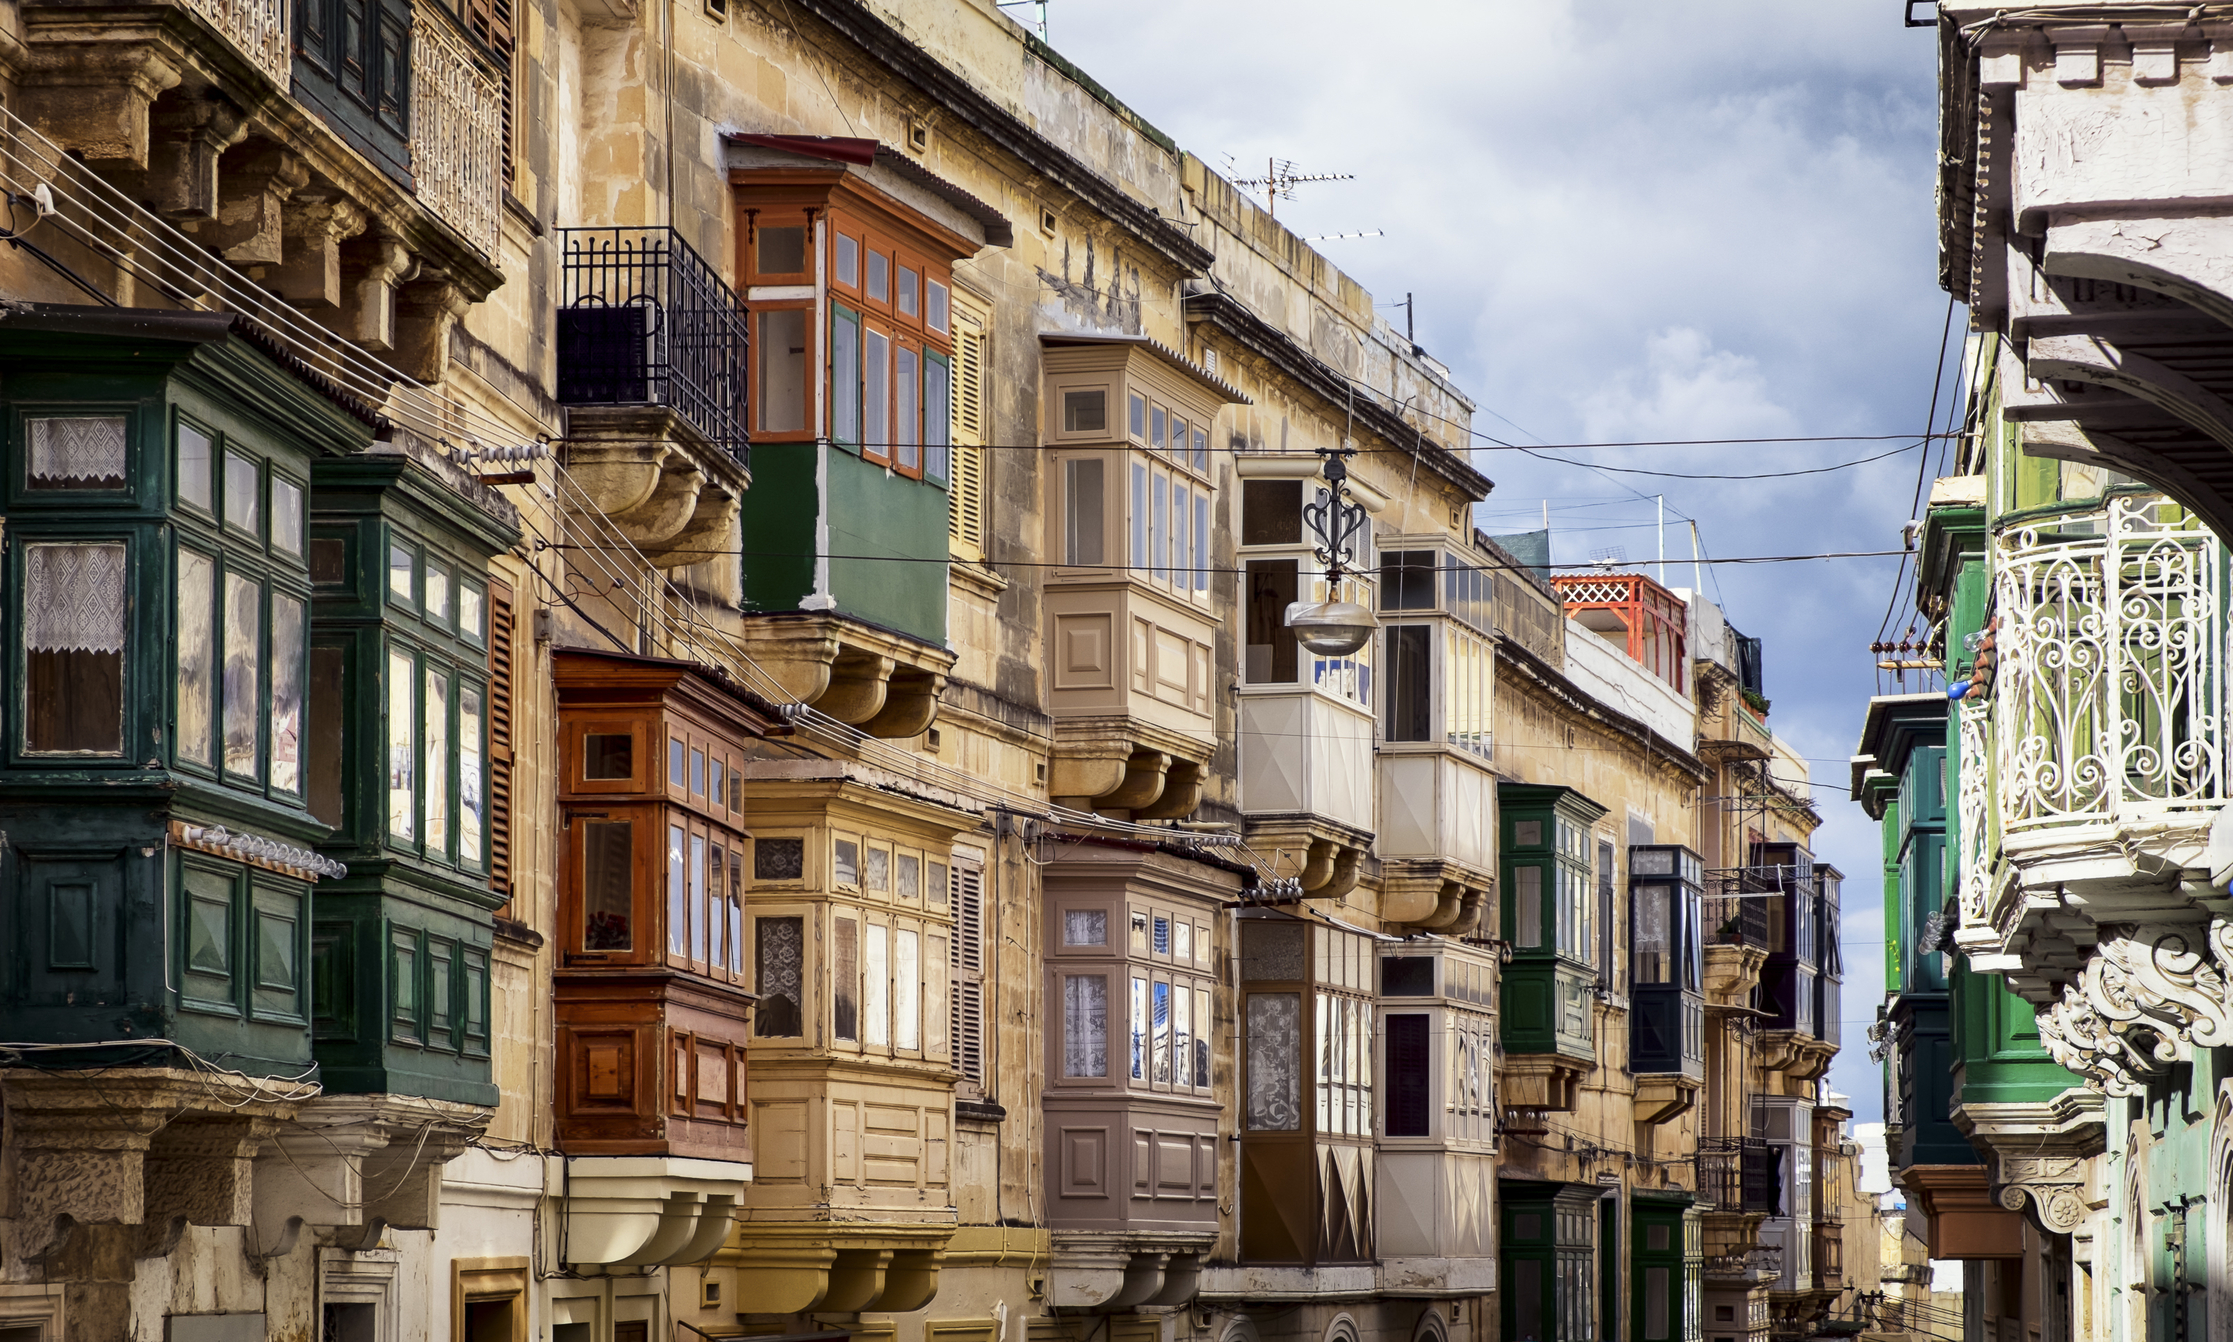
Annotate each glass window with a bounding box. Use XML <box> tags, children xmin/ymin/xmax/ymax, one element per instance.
<box><xmin>898</xmin><ymin>853</ymin><xmax>920</xmax><ymax>899</ymax></box>
<box><xmin>388</xmin><ymin>542</ymin><xmax>414</xmax><ymax>604</ymax></box>
<box><xmin>757</xmin><ymin>225</ymin><xmax>806</xmax><ymax>275</ymax></box>
<box><xmin>584</xmin><ymin>732</ymin><xmax>633</xmax><ymax>779</ymax></box>
<box><xmin>1244</xmin><ymin>992</ymin><xmax>1301</xmax><ymax>1129</ymax></box>
<box><xmin>270</xmin><ymin>593</ymin><xmax>305</xmax><ymax>795</ymax></box>
<box><xmin>726</xmin><ymin>850</ymin><xmax>743</xmax><ymax>975</ymax></box>
<box><xmin>1174</xmin><ymin>921</ymin><xmax>1192</xmax><ymax>960</ymax></box>
<box><xmin>28</xmin><ymin>415</ymin><xmax>128</xmax><ymax>491</ymax></box>
<box><xmin>1385</xmin><ymin>624</ymin><xmax>1432</xmax><ymax>743</ymax></box>
<box><xmin>1516</xmin><ymin>866</ymin><xmax>1543</xmax><ymax>947</ymax></box>
<box><xmin>386</xmin><ymin>649</ymin><xmax>415</xmax><ymax>838</ymax></box>
<box><xmin>710</xmin><ymin>758</ymin><xmax>726</xmax><ymax>810</ymax></box>
<box><xmin>690</xmin><ymin>747</ymin><xmax>705</xmax><ymax>796</ymax></box>
<box><xmin>1065</xmin><ymin>909</ymin><xmax>1107</xmax><ymax>946</ymax></box>
<box><xmin>22</xmin><ymin>543</ymin><xmax>127</xmax><ymax>756</ymax></box>
<box><xmin>176</xmin><ymin>420</ymin><xmax>213</xmax><ymax>508</ymax></box>
<box><xmin>1152</xmin><ymin>916</ymin><xmax>1171</xmax><ymax>955</ymax></box>
<box><xmin>1130</xmin><ymin>461</ymin><xmax>1149</xmax><ymax>570</ymax></box>
<box><xmin>1387</xmin><ymin>1012</ymin><xmax>1431</xmax><ymax>1136</ymax></box>
<box><xmin>1192</xmin><ymin>427</ymin><xmax>1209</xmax><ymax>473</ymax></box>
<box><xmin>1151</xmin><ymin>472</ymin><xmax>1169</xmax><ymax>581</ymax></box>
<box><xmin>830</xmin><ymin>915</ymin><xmax>861</xmax><ymax>1041</ymax></box>
<box><xmin>1194</xmin><ymin>987</ymin><xmax>1211</xmax><ymax>1086</ymax></box>
<box><xmin>223</xmin><ymin>573</ymin><xmax>261</xmax><ymax>776</ymax></box>
<box><xmin>1151</xmin><ymin>980</ymin><xmax>1172</xmax><ymax>1083</ymax></box>
<box><xmin>1382</xmin><ymin>956</ymin><xmax>1435</xmax><ymax>996</ymax></box>
<box><xmin>1173</xmin><ymin>982</ymin><xmax>1192</xmax><ymax>1089</ymax></box>
<box><xmin>1150</xmin><ymin>405</ymin><xmax>1167</xmax><ymax>452</ymax></box>
<box><xmin>924</xmin><ymin>352</ymin><xmax>951</xmax><ymax>483</ymax></box>
<box><xmin>1194</xmin><ymin>491</ymin><xmax>1210</xmax><ymax>593</ymax></box>
<box><xmin>755</xmin><ymin>917</ymin><xmax>804</xmax><ymax>1036</ymax></box>
<box><xmin>895</xmin><ymin>927</ymin><xmax>920</xmax><ymax>1050</ymax></box>
<box><xmin>1380</xmin><ymin>551</ymin><xmax>1438</xmax><ymax>610</ymax></box>
<box><xmin>897</xmin><ymin>265</ymin><xmax>918</xmax><ymax>317</ymax></box>
<box><xmin>423</xmin><ymin>669</ymin><xmax>450</xmax><ymax>853</ymax></box>
<box><xmin>867</xmin><ymin>250</ymin><xmax>890</xmax><ymax>303</ymax></box>
<box><xmin>1634</xmin><ymin>884</ymin><xmax>1672</xmax><ymax>986</ymax></box>
<box><xmin>271</xmin><ymin>478</ymin><xmax>304</xmax><ymax>557</ymax></box>
<box><xmin>865</xmin><ymin>923</ymin><xmax>890</xmax><ymax>1046</ymax></box>
<box><xmin>582</xmin><ymin>820</ymin><xmax>633</xmax><ymax>950</ymax></box>
<box><xmin>833</xmin><ymin>838</ymin><xmax>859</xmax><ymax>886</ymax></box>
<box><xmin>865</xmin><ymin>846</ymin><xmax>889</xmax><ymax>892</ymax></box>
<box><xmin>832</xmin><ymin>307</ymin><xmax>862</xmax><ymax>445</ymax></box>
<box><xmin>425</xmin><ymin>563</ymin><xmax>450</xmax><ymax>624</ymax></box>
<box><xmin>1065</xmin><ymin>389</ymin><xmax>1107</xmax><ymax>434</ymax></box>
<box><xmin>759</xmin><ymin>309</ymin><xmax>808</xmax><ymax>434</ymax></box>
<box><xmin>668</xmin><ymin>738</ymin><xmax>685</xmax><ymax>787</ymax></box>
<box><xmin>896</xmin><ymin>346</ymin><xmax>920</xmax><ymax>472</ymax></box>
<box><xmin>1063</xmin><ymin>974</ymin><xmax>1107</xmax><ymax>1077</ymax></box>
<box><xmin>1130</xmin><ymin>975</ymin><xmax>1147</xmax><ymax>1080</ymax></box>
<box><xmin>929</xmin><ymin>860</ymin><xmax>949</xmax><ymax>906</ymax></box>
<box><xmin>1245</xmin><ymin>559</ymin><xmax>1299</xmax><ymax>684</ymax></box>
<box><xmin>224</xmin><ymin>452</ymin><xmax>261</xmax><ymax>534</ymax></box>
<box><xmin>1065</xmin><ymin>459</ymin><xmax>1105</xmax><ymax>565</ymax></box>
<box><xmin>667</xmin><ymin>824</ymin><xmax>687</xmax><ymax>957</ymax></box>
<box><xmin>689</xmin><ymin>833</ymin><xmax>708</xmax><ymax>962</ymax></box>
<box><xmin>864</xmin><ymin>329</ymin><xmax>890</xmax><ymax>461</ymax></box>
<box><xmin>835</xmin><ymin>233</ymin><xmax>860</xmax><ymax>287</ymax></box>
<box><xmin>177</xmin><ymin>548</ymin><xmax>217</xmax><ymax>767</ymax></box>
<box><xmin>1243</xmin><ymin>480</ymin><xmax>1303</xmax><ymax>546</ymax></box>
<box><xmin>926</xmin><ymin>279</ymin><xmax>949</xmax><ymax>333</ymax></box>
<box><xmin>1128</xmin><ymin>393</ymin><xmax>1146</xmax><ymax>441</ymax></box>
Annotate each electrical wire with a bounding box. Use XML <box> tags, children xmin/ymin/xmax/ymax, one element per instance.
<box><xmin>1517</xmin><ymin>439</ymin><xmax>1927</xmax><ymax>481</ymax></box>
<box><xmin>550</xmin><ymin>543</ymin><xmax>1909</xmax><ymax>570</ymax></box>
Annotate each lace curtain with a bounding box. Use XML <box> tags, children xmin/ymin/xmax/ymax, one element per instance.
<box><xmin>1063</xmin><ymin>974</ymin><xmax>1107</xmax><ymax>1077</ymax></box>
<box><xmin>25</xmin><ymin>544</ymin><xmax>126</xmax><ymax>652</ymax></box>
<box><xmin>28</xmin><ymin>416</ymin><xmax>126</xmax><ymax>485</ymax></box>
<box><xmin>1245</xmin><ymin>992</ymin><xmax>1301</xmax><ymax>1130</ymax></box>
<box><xmin>754</xmin><ymin>916</ymin><xmax>803</xmax><ymax>1036</ymax></box>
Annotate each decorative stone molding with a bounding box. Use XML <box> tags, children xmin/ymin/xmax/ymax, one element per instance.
<box><xmin>733</xmin><ymin>611</ymin><xmax>956</xmax><ymax>740</ymax></box>
<box><xmin>2036</xmin><ymin>922</ymin><xmax>2233</xmax><ymax>1095</ymax></box>
<box><xmin>719</xmin><ymin>1224</ymin><xmax>953</xmax><ymax>1314</ymax></box>
<box><xmin>1244</xmin><ymin>816</ymin><xmax>1378</xmax><ymax>908</ymax></box>
<box><xmin>1994</xmin><ymin>1156</ymin><xmax>2091</xmax><ymax>1232</ymax></box>
<box><xmin>1046</xmin><ymin>1232</ymin><xmax>1214</xmax><ymax>1309</ymax></box>
<box><xmin>562</xmin><ymin>1156</ymin><xmax>751</xmax><ymax>1268</ymax></box>
<box><xmin>1049</xmin><ymin>716</ymin><xmax>1212</xmax><ymax>820</ymax></box>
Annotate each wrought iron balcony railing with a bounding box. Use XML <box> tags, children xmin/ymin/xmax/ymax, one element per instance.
<box><xmin>556</xmin><ymin>227</ymin><xmax>750</xmax><ymax>464</ymax></box>
<box><xmin>1958</xmin><ymin>494</ymin><xmax>2226</xmax><ymax>932</ymax></box>
<box><xmin>411</xmin><ymin>13</ymin><xmax>505</xmax><ymax>258</ymax></box>
<box><xmin>1697</xmin><ymin>1136</ymin><xmax>1778</xmax><ymax>1214</ymax></box>
<box><xmin>185</xmin><ymin>0</ymin><xmax>291</xmax><ymax>84</ymax></box>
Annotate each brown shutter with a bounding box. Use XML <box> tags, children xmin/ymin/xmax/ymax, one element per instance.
<box><xmin>487</xmin><ymin>576</ymin><xmax>516</xmax><ymax>913</ymax></box>
<box><xmin>948</xmin><ymin>860</ymin><xmax>984</xmax><ymax>1086</ymax></box>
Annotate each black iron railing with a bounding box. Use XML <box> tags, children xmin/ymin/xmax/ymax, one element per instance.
<box><xmin>555</xmin><ymin>226</ymin><xmax>749</xmax><ymax>464</ymax></box>
<box><xmin>1705</xmin><ymin>867</ymin><xmax>1772</xmax><ymax>950</ymax></box>
<box><xmin>1697</xmin><ymin>1136</ymin><xmax>1779</xmax><ymax>1214</ymax></box>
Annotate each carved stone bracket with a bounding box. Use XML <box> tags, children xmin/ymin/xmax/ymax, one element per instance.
<box><xmin>1994</xmin><ymin>1156</ymin><xmax>2092</xmax><ymax>1233</ymax></box>
<box><xmin>2036</xmin><ymin>921</ymin><xmax>2233</xmax><ymax>1096</ymax></box>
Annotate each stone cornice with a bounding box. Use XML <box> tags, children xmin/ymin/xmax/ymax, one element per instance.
<box><xmin>775</xmin><ymin>0</ymin><xmax>1213</xmax><ymax>276</ymax></box>
<box><xmin>1493</xmin><ymin>632</ymin><xmax>1712</xmax><ymax>786</ymax></box>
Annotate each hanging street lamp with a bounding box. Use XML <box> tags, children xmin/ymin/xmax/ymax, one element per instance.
<box><xmin>1285</xmin><ymin>444</ymin><xmax>1377</xmax><ymax>656</ymax></box>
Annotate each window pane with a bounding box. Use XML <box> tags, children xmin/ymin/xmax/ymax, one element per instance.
<box><xmin>23</xmin><ymin>543</ymin><xmax>128</xmax><ymax>756</ymax></box>
<box><xmin>1173</xmin><ymin>981</ymin><xmax>1192</xmax><ymax>1089</ymax></box>
<box><xmin>1517</xmin><ymin>866</ymin><xmax>1543</xmax><ymax>947</ymax></box>
<box><xmin>757</xmin><ymin>225</ymin><xmax>805</xmax><ymax>274</ymax></box>
<box><xmin>1130</xmin><ymin>461</ymin><xmax>1148</xmax><ymax>569</ymax></box>
<box><xmin>896</xmin><ymin>927</ymin><xmax>920</xmax><ymax>1050</ymax></box>
<box><xmin>308</xmin><ymin>645</ymin><xmax>345</xmax><ymax>826</ymax></box>
<box><xmin>755</xmin><ymin>917</ymin><xmax>804</xmax><ymax>1036</ymax></box>
<box><xmin>459</xmin><ymin>581</ymin><xmax>484</xmax><ymax>643</ymax></box>
<box><xmin>727</xmin><ymin>853</ymin><xmax>744</xmax><ymax>976</ymax></box>
<box><xmin>835</xmin><ymin>234</ymin><xmax>859</xmax><ymax>287</ymax></box>
<box><xmin>865</xmin><ymin>846</ymin><xmax>889</xmax><ymax>891</ymax></box>
<box><xmin>668</xmin><ymin>737</ymin><xmax>685</xmax><ymax>788</ymax></box>
<box><xmin>1174</xmin><ymin>921</ymin><xmax>1192</xmax><ymax>960</ymax></box>
<box><xmin>865</xmin><ymin>924</ymin><xmax>890</xmax><ymax>1046</ymax></box>
<box><xmin>224</xmin><ymin>573</ymin><xmax>261</xmax><ymax>775</ymax></box>
<box><xmin>1194</xmin><ymin>492</ymin><xmax>1210</xmax><ymax>592</ymax></box>
<box><xmin>1388</xmin><ymin>1012</ymin><xmax>1430</xmax><ymax>1135</ymax></box>
<box><xmin>690</xmin><ymin>747</ymin><xmax>705</xmax><ymax>796</ymax></box>
<box><xmin>271</xmin><ymin>477</ymin><xmax>304</xmax><ymax>557</ymax></box>
<box><xmin>583</xmin><ymin>820</ymin><xmax>633</xmax><ymax>949</ymax></box>
<box><xmin>1244</xmin><ymin>559</ymin><xmax>1300</xmax><ymax>684</ymax></box>
<box><xmin>867</xmin><ymin>250</ymin><xmax>889</xmax><ymax>303</ymax></box>
<box><xmin>1635</xmin><ymin>884</ymin><xmax>1672</xmax><ymax>985</ymax></box>
<box><xmin>689</xmin><ymin>832</ymin><xmax>708</xmax><ymax>963</ymax></box>
<box><xmin>832</xmin><ymin>308</ymin><xmax>861</xmax><ymax>444</ymax></box>
<box><xmin>898</xmin><ymin>853</ymin><xmax>920</xmax><ymax>898</ymax></box>
<box><xmin>898</xmin><ymin>265</ymin><xmax>918</xmax><ymax>316</ymax></box>
<box><xmin>896</xmin><ymin>346</ymin><xmax>920</xmax><ymax>470</ymax></box>
<box><xmin>667</xmin><ymin>824</ymin><xmax>687</xmax><ymax>957</ymax></box>
<box><xmin>758</xmin><ymin>309</ymin><xmax>808</xmax><ymax>433</ymax></box>
<box><xmin>1150</xmin><ymin>405</ymin><xmax>1166</xmax><ymax>452</ymax></box>
<box><xmin>833</xmin><ymin>838</ymin><xmax>859</xmax><ymax>886</ymax></box>
<box><xmin>1065</xmin><ymin>389</ymin><xmax>1107</xmax><ymax>433</ymax></box>
<box><xmin>1151</xmin><ymin>473</ymin><xmax>1168</xmax><ymax>581</ymax></box>
<box><xmin>924</xmin><ymin>352</ymin><xmax>951</xmax><ymax>482</ymax></box>
<box><xmin>1063</xmin><ymin>974</ymin><xmax>1107</xmax><ymax>1077</ymax></box>
<box><xmin>388</xmin><ymin>542</ymin><xmax>414</xmax><ymax>603</ymax></box>
<box><xmin>1193</xmin><ymin>428</ymin><xmax>1208</xmax><ymax>473</ymax></box>
<box><xmin>864</xmin><ymin>330</ymin><xmax>890</xmax><ymax>459</ymax></box>
<box><xmin>29</xmin><ymin>415</ymin><xmax>128</xmax><ymax>490</ymax></box>
<box><xmin>425</xmin><ymin>563</ymin><xmax>451</xmax><ymax>624</ymax></box>
<box><xmin>1065</xmin><ymin>459</ymin><xmax>1105</xmax><ymax>565</ymax></box>
<box><xmin>1151</xmin><ymin>980</ymin><xmax>1171</xmax><ymax>1083</ymax></box>
<box><xmin>1171</xmin><ymin>483</ymin><xmax>1189</xmax><ymax>584</ymax></box>
<box><xmin>270</xmin><ymin>592</ymin><xmax>305</xmax><ymax>795</ymax></box>
<box><xmin>224</xmin><ymin>452</ymin><xmax>261</xmax><ymax>533</ymax></box>
<box><xmin>1194</xmin><ymin>987</ymin><xmax>1211</xmax><ymax>1086</ymax></box>
<box><xmin>423</xmin><ymin>669</ymin><xmax>449</xmax><ymax>853</ymax></box>
<box><xmin>1385</xmin><ymin>624</ymin><xmax>1432</xmax><ymax>742</ymax></box>
<box><xmin>1130</xmin><ymin>975</ymin><xmax>1147</xmax><ymax>1080</ymax></box>
<box><xmin>177</xmin><ymin>548</ymin><xmax>216</xmax><ymax>766</ymax></box>
<box><xmin>834</xmin><ymin>916</ymin><xmax>859</xmax><ymax>1040</ymax></box>
<box><xmin>1244</xmin><ymin>992</ymin><xmax>1301</xmax><ymax>1129</ymax></box>
<box><xmin>926</xmin><ymin>279</ymin><xmax>949</xmax><ymax>333</ymax></box>
<box><xmin>176</xmin><ymin>421</ymin><xmax>213</xmax><ymax>507</ymax></box>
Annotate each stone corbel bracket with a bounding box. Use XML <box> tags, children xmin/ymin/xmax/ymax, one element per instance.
<box><xmin>733</xmin><ymin>611</ymin><xmax>956</xmax><ymax>740</ymax></box>
<box><xmin>718</xmin><ymin>1226</ymin><xmax>953</xmax><ymax>1314</ymax></box>
<box><xmin>1381</xmin><ymin>859</ymin><xmax>1494</xmax><ymax>937</ymax></box>
<box><xmin>1045</xmin><ymin>1233</ymin><xmax>1212</xmax><ymax>1310</ymax></box>
<box><xmin>1049</xmin><ymin>717</ymin><xmax>1212</xmax><ymax>820</ymax></box>
<box><xmin>560</xmin><ymin>1155</ymin><xmax>751</xmax><ymax>1268</ymax></box>
<box><xmin>2035</xmin><ymin>920</ymin><xmax>2233</xmax><ymax>1095</ymax></box>
<box><xmin>1244</xmin><ymin>816</ymin><xmax>1378</xmax><ymax>909</ymax></box>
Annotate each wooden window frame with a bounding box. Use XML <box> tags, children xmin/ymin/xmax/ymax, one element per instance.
<box><xmin>451</xmin><ymin>1257</ymin><xmax>529</xmax><ymax>1342</ymax></box>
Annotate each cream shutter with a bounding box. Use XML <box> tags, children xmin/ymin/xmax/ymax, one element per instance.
<box><xmin>947</xmin><ymin>298</ymin><xmax>988</xmax><ymax>562</ymax></box>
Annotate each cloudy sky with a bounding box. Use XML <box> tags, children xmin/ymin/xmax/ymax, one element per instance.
<box><xmin>1046</xmin><ymin>0</ymin><xmax>1953</xmax><ymax>1120</ymax></box>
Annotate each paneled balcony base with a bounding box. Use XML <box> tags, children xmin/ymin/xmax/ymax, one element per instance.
<box><xmin>1900</xmin><ymin>1165</ymin><xmax>2023</xmax><ymax>1260</ymax></box>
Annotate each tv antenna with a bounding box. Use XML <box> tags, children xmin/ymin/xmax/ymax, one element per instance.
<box><xmin>995</xmin><ymin>0</ymin><xmax>1048</xmax><ymax>41</ymax></box>
<box><xmin>1231</xmin><ymin>158</ymin><xmax>1355</xmax><ymax>220</ymax></box>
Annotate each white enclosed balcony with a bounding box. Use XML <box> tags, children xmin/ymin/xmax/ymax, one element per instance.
<box><xmin>1955</xmin><ymin>491</ymin><xmax>2233</xmax><ymax>1093</ymax></box>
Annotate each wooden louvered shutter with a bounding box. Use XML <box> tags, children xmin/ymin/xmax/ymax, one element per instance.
<box><xmin>458</xmin><ymin>0</ymin><xmax>517</xmax><ymax>185</ymax></box>
<box><xmin>948</xmin><ymin>859</ymin><xmax>984</xmax><ymax>1086</ymax></box>
<box><xmin>946</xmin><ymin>301</ymin><xmax>987</xmax><ymax>562</ymax></box>
<box><xmin>487</xmin><ymin>576</ymin><xmax>516</xmax><ymax>913</ymax></box>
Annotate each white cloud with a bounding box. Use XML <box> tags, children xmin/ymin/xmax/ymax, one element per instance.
<box><xmin>1575</xmin><ymin>328</ymin><xmax>1798</xmax><ymax>445</ymax></box>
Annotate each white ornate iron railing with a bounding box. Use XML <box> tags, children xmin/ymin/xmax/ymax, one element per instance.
<box><xmin>1992</xmin><ymin>494</ymin><xmax>2226</xmax><ymax>837</ymax></box>
<box><xmin>184</xmin><ymin>0</ymin><xmax>292</xmax><ymax>87</ymax></box>
<box><xmin>1955</xmin><ymin>696</ymin><xmax>1992</xmax><ymax>930</ymax></box>
<box><xmin>410</xmin><ymin>14</ymin><xmax>503</xmax><ymax>258</ymax></box>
